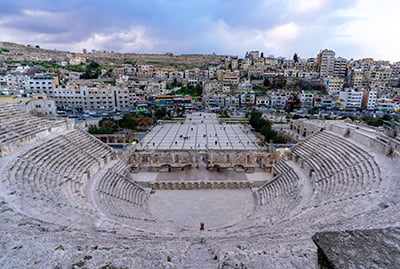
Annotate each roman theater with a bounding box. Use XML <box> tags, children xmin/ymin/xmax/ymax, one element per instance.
<box><xmin>0</xmin><ymin>102</ymin><xmax>399</xmax><ymax>268</ymax></box>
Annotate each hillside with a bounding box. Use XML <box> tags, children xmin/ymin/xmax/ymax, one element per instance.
<box><xmin>0</xmin><ymin>41</ymin><xmax>226</xmax><ymax>70</ymax></box>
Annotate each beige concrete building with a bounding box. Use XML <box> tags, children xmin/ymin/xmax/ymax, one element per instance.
<box><xmin>324</xmin><ymin>77</ymin><xmax>344</xmax><ymax>95</ymax></box>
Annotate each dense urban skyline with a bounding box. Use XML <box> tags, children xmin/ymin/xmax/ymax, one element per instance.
<box><xmin>0</xmin><ymin>0</ymin><xmax>399</xmax><ymax>61</ymax></box>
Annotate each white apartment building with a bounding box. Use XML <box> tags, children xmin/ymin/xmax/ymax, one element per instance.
<box><xmin>367</xmin><ymin>91</ymin><xmax>378</xmax><ymax>110</ymax></box>
<box><xmin>239</xmin><ymin>92</ymin><xmax>256</xmax><ymax>107</ymax></box>
<box><xmin>256</xmin><ymin>96</ymin><xmax>270</xmax><ymax>107</ymax></box>
<box><xmin>203</xmin><ymin>94</ymin><xmax>229</xmax><ymax>108</ymax></box>
<box><xmin>51</xmin><ymin>86</ymin><xmax>145</xmax><ymax>111</ymax></box>
<box><xmin>314</xmin><ymin>96</ymin><xmax>333</xmax><ymax>109</ymax></box>
<box><xmin>168</xmin><ymin>71</ymin><xmax>185</xmax><ymax>79</ymax></box>
<box><xmin>339</xmin><ymin>90</ymin><xmax>364</xmax><ymax>109</ymax></box>
<box><xmin>270</xmin><ymin>92</ymin><xmax>288</xmax><ymax>109</ymax></box>
<box><xmin>184</xmin><ymin>68</ymin><xmax>209</xmax><ymax>82</ymax></box>
<box><xmin>391</xmin><ymin>62</ymin><xmax>400</xmax><ymax>80</ymax></box>
<box><xmin>26</xmin><ymin>74</ymin><xmax>56</xmax><ymax>94</ymax></box>
<box><xmin>300</xmin><ymin>92</ymin><xmax>314</xmax><ymax>108</ymax></box>
<box><xmin>245</xmin><ymin>51</ymin><xmax>260</xmax><ymax>61</ymax></box>
<box><xmin>0</xmin><ymin>74</ymin><xmax>29</xmax><ymax>89</ymax></box>
<box><xmin>284</xmin><ymin>68</ymin><xmax>299</xmax><ymax>78</ymax></box>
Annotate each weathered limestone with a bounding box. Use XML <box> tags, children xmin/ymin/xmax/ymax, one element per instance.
<box><xmin>149</xmin><ymin>180</ymin><xmax>252</xmax><ymax>190</ymax></box>
<box><xmin>290</xmin><ymin>130</ymin><xmax>381</xmax><ymax>206</ymax></box>
<box><xmin>0</xmin><ymin>107</ymin><xmax>400</xmax><ymax>268</ymax></box>
<box><xmin>256</xmin><ymin>160</ymin><xmax>302</xmax><ymax>216</ymax></box>
<box><xmin>291</xmin><ymin>118</ymin><xmax>400</xmax><ymax>159</ymax></box>
<box><xmin>129</xmin><ymin>151</ymin><xmax>275</xmax><ymax>173</ymax></box>
<box><xmin>313</xmin><ymin>227</ymin><xmax>400</xmax><ymax>269</ymax></box>
<box><xmin>0</xmin><ymin>103</ymin><xmax>70</xmax><ymax>157</ymax></box>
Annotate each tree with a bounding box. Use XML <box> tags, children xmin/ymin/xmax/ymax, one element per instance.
<box><xmin>260</xmin><ymin>124</ymin><xmax>276</xmax><ymax>142</ymax></box>
<box><xmin>155</xmin><ymin>107</ymin><xmax>167</xmax><ymax>120</ymax></box>
<box><xmin>249</xmin><ymin>110</ymin><xmax>287</xmax><ymax>144</ymax></box>
<box><xmin>293</xmin><ymin>53</ymin><xmax>299</xmax><ymax>63</ymax></box>
<box><xmin>286</xmin><ymin>94</ymin><xmax>301</xmax><ymax>112</ymax></box>
<box><xmin>82</xmin><ymin>48</ymin><xmax>87</xmax><ymax>54</ymax></box>
<box><xmin>307</xmin><ymin>107</ymin><xmax>319</xmax><ymax>115</ymax></box>
<box><xmin>297</xmin><ymin>79</ymin><xmax>327</xmax><ymax>93</ymax></box>
<box><xmin>80</xmin><ymin>61</ymin><xmax>101</xmax><ymax>79</ymax></box>
<box><xmin>88</xmin><ymin>125</ymin><xmax>114</xmax><ymax>134</ymax></box>
<box><xmin>171</xmin><ymin>78</ymin><xmax>182</xmax><ymax>87</ymax></box>
<box><xmin>99</xmin><ymin>118</ymin><xmax>117</xmax><ymax>130</ymax></box>
<box><xmin>176</xmin><ymin>106</ymin><xmax>186</xmax><ymax>117</ymax></box>
<box><xmin>119</xmin><ymin>113</ymin><xmax>138</xmax><ymax>129</ymax></box>
<box><xmin>249</xmin><ymin>111</ymin><xmax>266</xmax><ymax>132</ymax></box>
<box><xmin>263</xmin><ymin>78</ymin><xmax>271</xmax><ymax>88</ymax></box>
<box><xmin>272</xmin><ymin>76</ymin><xmax>286</xmax><ymax>89</ymax></box>
<box><xmin>194</xmin><ymin>83</ymin><xmax>203</xmax><ymax>95</ymax></box>
<box><xmin>136</xmin><ymin>116</ymin><xmax>154</xmax><ymax>127</ymax></box>
<box><xmin>272</xmin><ymin>135</ymin><xmax>287</xmax><ymax>144</ymax></box>
<box><xmin>260</xmin><ymin>52</ymin><xmax>264</xmax><ymax>58</ymax></box>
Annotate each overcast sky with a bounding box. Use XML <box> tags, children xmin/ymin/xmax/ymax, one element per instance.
<box><xmin>0</xmin><ymin>0</ymin><xmax>399</xmax><ymax>61</ymax></box>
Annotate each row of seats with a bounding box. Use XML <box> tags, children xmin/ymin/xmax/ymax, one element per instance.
<box><xmin>96</xmin><ymin>161</ymin><xmax>151</xmax><ymax>221</ymax></box>
<box><xmin>291</xmin><ymin>131</ymin><xmax>381</xmax><ymax>206</ymax></box>
<box><xmin>0</xmin><ymin>103</ymin><xmax>66</xmax><ymax>146</ymax></box>
<box><xmin>5</xmin><ymin>130</ymin><xmax>114</xmax><ymax>225</ymax></box>
<box><xmin>257</xmin><ymin>161</ymin><xmax>302</xmax><ymax>216</ymax></box>
<box><xmin>64</xmin><ymin>129</ymin><xmax>113</xmax><ymax>165</ymax></box>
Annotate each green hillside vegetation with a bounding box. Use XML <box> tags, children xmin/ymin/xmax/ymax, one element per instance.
<box><xmin>249</xmin><ymin>111</ymin><xmax>287</xmax><ymax>143</ymax></box>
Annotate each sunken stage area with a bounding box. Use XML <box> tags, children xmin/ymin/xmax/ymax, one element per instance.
<box><xmin>0</xmin><ymin>105</ymin><xmax>400</xmax><ymax>268</ymax></box>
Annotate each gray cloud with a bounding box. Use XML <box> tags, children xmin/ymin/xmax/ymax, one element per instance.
<box><xmin>0</xmin><ymin>0</ymin><xmax>398</xmax><ymax>61</ymax></box>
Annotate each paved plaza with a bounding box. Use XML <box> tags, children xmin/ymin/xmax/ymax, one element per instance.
<box><xmin>147</xmin><ymin>189</ymin><xmax>255</xmax><ymax>229</ymax></box>
<box><xmin>184</xmin><ymin>112</ymin><xmax>219</xmax><ymax>124</ymax></box>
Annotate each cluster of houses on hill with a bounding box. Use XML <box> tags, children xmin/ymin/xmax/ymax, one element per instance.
<box><xmin>0</xmin><ymin>49</ymin><xmax>400</xmax><ymax>116</ymax></box>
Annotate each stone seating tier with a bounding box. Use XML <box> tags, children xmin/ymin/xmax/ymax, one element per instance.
<box><xmin>257</xmin><ymin>161</ymin><xmax>302</xmax><ymax>216</ymax></box>
<box><xmin>290</xmin><ymin>131</ymin><xmax>381</xmax><ymax>207</ymax></box>
<box><xmin>4</xmin><ymin>129</ymin><xmax>115</xmax><ymax>225</ymax></box>
<box><xmin>0</xmin><ymin>103</ymin><xmax>68</xmax><ymax>157</ymax></box>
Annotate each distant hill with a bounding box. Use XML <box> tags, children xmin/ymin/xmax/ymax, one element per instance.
<box><xmin>0</xmin><ymin>41</ymin><xmax>226</xmax><ymax>70</ymax></box>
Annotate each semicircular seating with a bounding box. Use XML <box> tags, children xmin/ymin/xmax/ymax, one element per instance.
<box><xmin>1</xmin><ymin>104</ymin><xmax>399</xmax><ymax>268</ymax></box>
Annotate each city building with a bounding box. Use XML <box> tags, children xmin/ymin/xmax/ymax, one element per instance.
<box><xmin>318</xmin><ymin>49</ymin><xmax>335</xmax><ymax>78</ymax></box>
<box><xmin>339</xmin><ymin>90</ymin><xmax>365</xmax><ymax>110</ymax></box>
<box><xmin>324</xmin><ymin>77</ymin><xmax>344</xmax><ymax>95</ymax></box>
